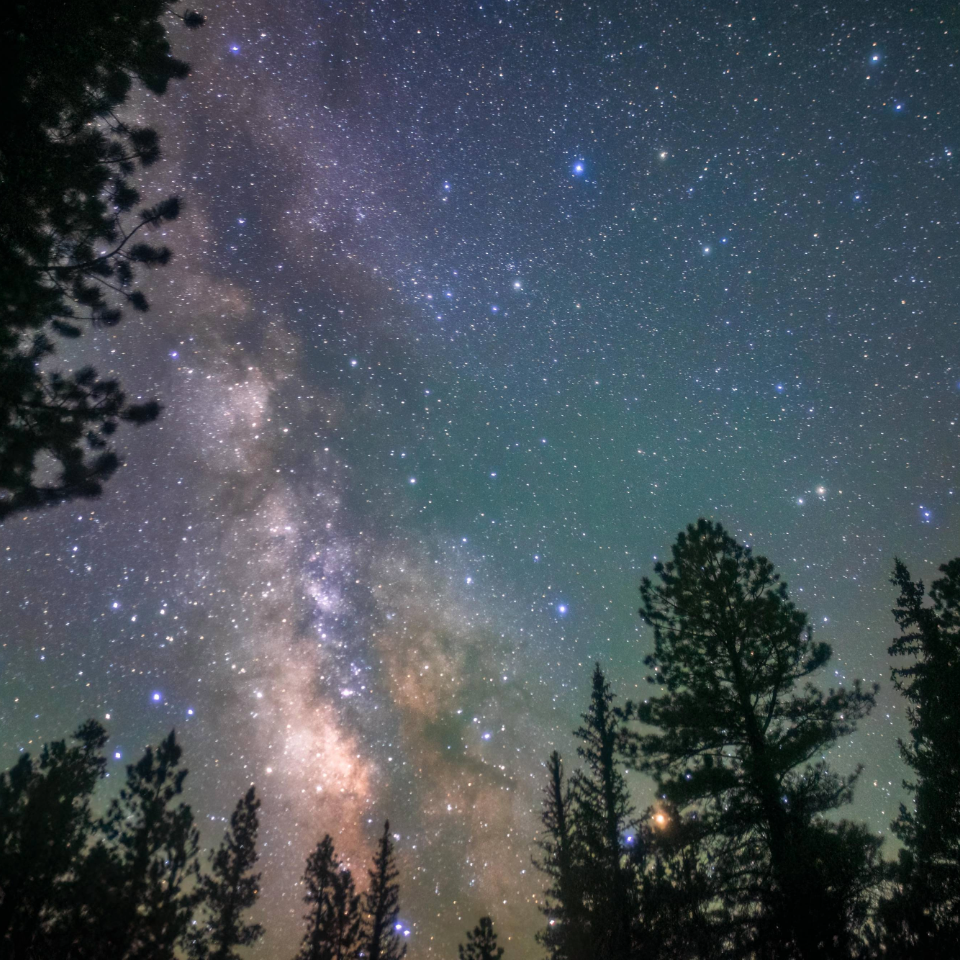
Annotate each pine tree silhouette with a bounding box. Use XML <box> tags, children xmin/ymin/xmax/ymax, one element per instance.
<box><xmin>533</xmin><ymin>751</ymin><xmax>588</xmax><ymax>960</ymax></box>
<box><xmin>880</xmin><ymin>558</ymin><xmax>960</xmax><ymax>958</ymax></box>
<box><xmin>191</xmin><ymin>786</ymin><xmax>264</xmax><ymax>960</ymax></box>
<box><xmin>0</xmin><ymin>2</ymin><xmax>204</xmax><ymax>519</ymax></box>
<box><xmin>0</xmin><ymin>721</ymin><xmax>108</xmax><ymax>957</ymax></box>
<box><xmin>361</xmin><ymin>821</ymin><xmax>406</xmax><ymax>960</ymax></box>
<box><xmin>458</xmin><ymin>916</ymin><xmax>504</xmax><ymax>960</ymax></box>
<box><xmin>296</xmin><ymin>835</ymin><xmax>361</xmax><ymax>960</ymax></box>
<box><xmin>570</xmin><ymin>664</ymin><xmax>638</xmax><ymax>960</ymax></box>
<box><xmin>629</xmin><ymin>519</ymin><xmax>880</xmax><ymax>960</ymax></box>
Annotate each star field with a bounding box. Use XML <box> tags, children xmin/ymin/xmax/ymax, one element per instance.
<box><xmin>2</xmin><ymin>2</ymin><xmax>959</xmax><ymax>956</ymax></box>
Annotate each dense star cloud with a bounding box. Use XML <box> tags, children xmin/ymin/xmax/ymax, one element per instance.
<box><xmin>1</xmin><ymin>1</ymin><xmax>958</xmax><ymax>956</ymax></box>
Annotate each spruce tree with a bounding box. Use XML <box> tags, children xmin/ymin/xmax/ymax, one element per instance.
<box><xmin>361</xmin><ymin>821</ymin><xmax>406</xmax><ymax>960</ymax></box>
<box><xmin>296</xmin><ymin>836</ymin><xmax>361</xmax><ymax>960</ymax></box>
<box><xmin>0</xmin><ymin>2</ymin><xmax>203</xmax><ymax>519</ymax></box>
<box><xmin>329</xmin><ymin>865</ymin><xmax>361</xmax><ymax>960</ymax></box>
<box><xmin>192</xmin><ymin>787</ymin><xmax>264</xmax><ymax>960</ymax></box>
<box><xmin>630</xmin><ymin>519</ymin><xmax>879</xmax><ymax>960</ymax></box>
<box><xmin>533</xmin><ymin>752</ymin><xmax>587</xmax><ymax>960</ymax></box>
<box><xmin>880</xmin><ymin>558</ymin><xmax>960</xmax><ymax>957</ymax></box>
<box><xmin>570</xmin><ymin>664</ymin><xmax>637</xmax><ymax>960</ymax></box>
<box><xmin>458</xmin><ymin>916</ymin><xmax>504</xmax><ymax>960</ymax></box>
<box><xmin>0</xmin><ymin>721</ymin><xmax>108</xmax><ymax>957</ymax></box>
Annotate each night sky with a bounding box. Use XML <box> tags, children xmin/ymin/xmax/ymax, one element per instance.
<box><xmin>2</xmin><ymin>1</ymin><xmax>958</xmax><ymax>955</ymax></box>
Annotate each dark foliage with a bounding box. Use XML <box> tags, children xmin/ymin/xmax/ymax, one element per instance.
<box><xmin>190</xmin><ymin>786</ymin><xmax>264</xmax><ymax>960</ymax></box>
<box><xmin>879</xmin><ymin>558</ymin><xmax>960</xmax><ymax>958</ymax></box>
<box><xmin>627</xmin><ymin>519</ymin><xmax>879</xmax><ymax>959</ymax></box>
<box><xmin>533</xmin><ymin>751</ymin><xmax>588</xmax><ymax>960</ymax></box>
<box><xmin>296</xmin><ymin>835</ymin><xmax>362</xmax><ymax>960</ymax></box>
<box><xmin>535</xmin><ymin>671</ymin><xmax>720</xmax><ymax>960</ymax></box>
<box><xmin>0</xmin><ymin>1</ymin><xmax>203</xmax><ymax>519</ymax></box>
<box><xmin>0</xmin><ymin>721</ymin><xmax>108</xmax><ymax>956</ymax></box>
<box><xmin>458</xmin><ymin>916</ymin><xmax>504</xmax><ymax>960</ymax></box>
<box><xmin>81</xmin><ymin>730</ymin><xmax>201</xmax><ymax>960</ymax></box>
<box><xmin>570</xmin><ymin>664</ymin><xmax>638</xmax><ymax>959</ymax></box>
<box><xmin>0</xmin><ymin>724</ymin><xmax>202</xmax><ymax>960</ymax></box>
<box><xmin>361</xmin><ymin>820</ymin><xmax>407</xmax><ymax>960</ymax></box>
<box><xmin>634</xmin><ymin>803</ymin><xmax>718</xmax><ymax>960</ymax></box>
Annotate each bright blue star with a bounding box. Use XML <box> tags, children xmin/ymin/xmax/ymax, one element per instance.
<box><xmin>229</xmin><ymin>44</ymin><xmax>241</xmax><ymax>54</ymax></box>
<box><xmin>572</xmin><ymin>161</ymin><xmax>585</xmax><ymax>176</ymax></box>
<box><xmin>152</xmin><ymin>692</ymin><xmax>162</xmax><ymax>702</ymax></box>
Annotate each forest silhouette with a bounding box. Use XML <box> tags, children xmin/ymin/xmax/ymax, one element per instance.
<box><xmin>2</xmin><ymin>520</ymin><xmax>958</xmax><ymax>959</ymax></box>
<box><xmin>1</xmin><ymin>3</ymin><xmax>957</xmax><ymax>958</ymax></box>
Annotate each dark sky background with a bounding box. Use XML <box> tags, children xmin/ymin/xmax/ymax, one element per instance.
<box><xmin>2</xmin><ymin>1</ymin><xmax>959</xmax><ymax>955</ymax></box>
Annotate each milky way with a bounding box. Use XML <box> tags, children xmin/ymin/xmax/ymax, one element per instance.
<box><xmin>2</xmin><ymin>2</ymin><xmax>959</xmax><ymax>956</ymax></box>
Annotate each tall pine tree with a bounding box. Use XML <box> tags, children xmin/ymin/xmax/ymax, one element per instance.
<box><xmin>191</xmin><ymin>786</ymin><xmax>263</xmax><ymax>960</ymax></box>
<box><xmin>458</xmin><ymin>916</ymin><xmax>504</xmax><ymax>960</ymax></box>
<box><xmin>570</xmin><ymin>664</ymin><xmax>638</xmax><ymax>960</ymax></box>
<box><xmin>631</xmin><ymin>519</ymin><xmax>879</xmax><ymax>960</ymax></box>
<box><xmin>361</xmin><ymin>821</ymin><xmax>406</xmax><ymax>960</ymax></box>
<box><xmin>880</xmin><ymin>558</ymin><xmax>960</xmax><ymax>958</ymax></box>
<box><xmin>533</xmin><ymin>751</ymin><xmax>587</xmax><ymax>960</ymax></box>
<box><xmin>296</xmin><ymin>835</ymin><xmax>361</xmax><ymax>960</ymax></box>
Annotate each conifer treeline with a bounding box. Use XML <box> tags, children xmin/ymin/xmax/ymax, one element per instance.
<box><xmin>1</xmin><ymin>520</ymin><xmax>958</xmax><ymax>958</ymax></box>
<box><xmin>534</xmin><ymin>520</ymin><xmax>960</xmax><ymax>960</ymax></box>
<box><xmin>0</xmin><ymin>725</ymin><xmax>412</xmax><ymax>959</ymax></box>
